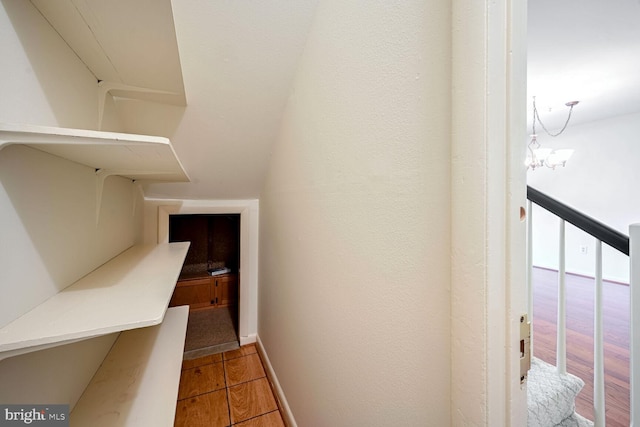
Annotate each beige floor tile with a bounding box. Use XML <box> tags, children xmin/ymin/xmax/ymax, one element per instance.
<box><xmin>228</xmin><ymin>378</ymin><xmax>278</xmax><ymax>424</ymax></box>
<box><xmin>178</xmin><ymin>362</ymin><xmax>226</xmax><ymax>400</ymax></box>
<box><xmin>225</xmin><ymin>353</ymin><xmax>266</xmax><ymax>386</ymax></box>
<box><xmin>174</xmin><ymin>389</ymin><xmax>230</xmax><ymax>427</ymax></box>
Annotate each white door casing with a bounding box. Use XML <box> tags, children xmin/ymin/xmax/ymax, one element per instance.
<box><xmin>451</xmin><ymin>0</ymin><xmax>528</xmax><ymax>425</ymax></box>
<box><xmin>156</xmin><ymin>199</ymin><xmax>259</xmax><ymax>345</ymax></box>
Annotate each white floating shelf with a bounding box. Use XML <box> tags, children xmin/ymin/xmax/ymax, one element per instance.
<box><xmin>70</xmin><ymin>305</ymin><xmax>189</xmax><ymax>426</ymax></box>
<box><xmin>0</xmin><ymin>122</ymin><xmax>189</xmax><ymax>182</ymax></box>
<box><xmin>0</xmin><ymin>242</ymin><xmax>190</xmax><ymax>360</ymax></box>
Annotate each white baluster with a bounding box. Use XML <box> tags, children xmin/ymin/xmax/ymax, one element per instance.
<box><xmin>527</xmin><ymin>200</ymin><xmax>534</xmax><ymax>353</ymax></box>
<box><xmin>557</xmin><ymin>219</ymin><xmax>566</xmax><ymax>375</ymax></box>
<box><xmin>594</xmin><ymin>239</ymin><xmax>605</xmax><ymax>426</ymax></box>
<box><xmin>630</xmin><ymin>224</ymin><xmax>640</xmax><ymax>426</ymax></box>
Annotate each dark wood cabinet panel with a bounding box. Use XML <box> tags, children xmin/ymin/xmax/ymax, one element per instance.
<box><xmin>169</xmin><ymin>277</ymin><xmax>211</xmax><ymax>309</ymax></box>
<box><xmin>213</xmin><ymin>274</ymin><xmax>238</xmax><ymax>307</ymax></box>
<box><xmin>169</xmin><ymin>214</ymin><xmax>240</xmax><ymax>274</ymax></box>
<box><xmin>170</xmin><ymin>274</ymin><xmax>238</xmax><ymax>310</ymax></box>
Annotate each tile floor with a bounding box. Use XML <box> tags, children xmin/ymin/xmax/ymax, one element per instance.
<box><xmin>174</xmin><ymin>344</ymin><xmax>285</xmax><ymax>427</ymax></box>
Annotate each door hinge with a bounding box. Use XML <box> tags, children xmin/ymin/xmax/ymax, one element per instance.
<box><xmin>520</xmin><ymin>314</ymin><xmax>531</xmax><ymax>384</ymax></box>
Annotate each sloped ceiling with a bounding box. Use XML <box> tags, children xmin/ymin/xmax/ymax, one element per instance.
<box><xmin>528</xmin><ymin>0</ymin><xmax>640</xmax><ymax>130</ymax></box>
<box><xmin>32</xmin><ymin>0</ymin><xmax>319</xmax><ymax>199</ymax></box>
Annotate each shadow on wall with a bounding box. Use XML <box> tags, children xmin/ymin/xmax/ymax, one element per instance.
<box><xmin>1</xmin><ymin>0</ymin><xmax>187</xmax><ymax>135</ymax></box>
<box><xmin>0</xmin><ymin>145</ymin><xmax>137</xmax><ymax>327</ymax></box>
<box><xmin>1</xmin><ymin>0</ymin><xmax>100</xmax><ymax>128</ymax></box>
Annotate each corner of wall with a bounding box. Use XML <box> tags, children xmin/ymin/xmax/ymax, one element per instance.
<box><xmin>256</xmin><ymin>336</ymin><xmax>296</xmax><ymax>427</ymax></box>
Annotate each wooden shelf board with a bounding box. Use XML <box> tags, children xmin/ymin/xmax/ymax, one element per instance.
<box><xmin>0</xmin><ymin>243</ymin><xmax>189</xmax><ymax>357</ymax></box>
<box><xmin>0</xmin><ymin>123</ymin><xmax>189</xmax><ymax>182</ymax></box>
<box><xmin>70</xmin><ymin>305</ymin><xmax>189</xmax><ymax>426</ymax></box>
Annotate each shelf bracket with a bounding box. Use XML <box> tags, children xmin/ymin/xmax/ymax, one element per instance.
<box><xmin>96</xmin><ymin>169</ymin><xmax>169</xmax><ymax>224</ymax></box>
<box><xmin>98</xmin><ymin>81</ymin><xmax>184</xmax><ymax>130</ymax></box>
<box><xmin>132</xmin><ymin>180</ymin><xmax>144</xmax><ymax>218</ymax></box>
<box><xmin>0</xmin><ymin>138</ymin><xmax>12</xmax><ymax>152</ymax></box>
<box><xmin>95</xmin><ymin>168</ymin><xmax>108</xmax><ymax>224</ymax></box>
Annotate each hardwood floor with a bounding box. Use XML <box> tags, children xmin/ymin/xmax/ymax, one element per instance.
<box><xmin>175</xmin><ymin>344</ymin><xmax>285</xmax><ymax>427</ymax></box>
<box><xmin>532</xmin><ymin>267</ymin><xmax>630</xmax><ymax>427</ymax></box>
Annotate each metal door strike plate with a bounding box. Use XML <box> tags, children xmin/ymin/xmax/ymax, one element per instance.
<box><xmin>520</xmin><ymin>314</ymin><xmax>531</xmax><ymax>384</ymax></box>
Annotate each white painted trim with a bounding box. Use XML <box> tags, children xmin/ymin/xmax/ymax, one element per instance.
<box><xmin>451</xmin><ymin>0</ymin><xmax>528</xmax><ymax>424</ymax></box>
<box><xmin>594</xmin><ymin>240</ymin><xmax>605</xmax><ymax>426</ymax></box>
<box><xmin>505</xmin><ymin>0</ymin><xmax>529</xmax><ymax>422</ymax></box>
<box><xmin>256</xmin><ymin>335</ymin><xmax>296</xmax><ymax>427</ymax></box>
<box><xmin>557</xmin><ymin>220</ymin><xmax>567</xmax><ymax>374</ymax></box>
<box><xmin>629</xmin><ymin>223</ymin><xmax>640</xmax><ymax>426</ymax></box>
<box><xmin>486</xmin><ymin>0</ymin><xmax>509</xmax><ymax>423</ymax></box>
<box><xmin>240</xmin><ymin>333</ymin><xmax>257</xmax><ymax>346</ymax></box>
<box><xmin>155</xmin><ymin>199</ymin><xmax>259</xmax><ymax>345</ymax></box>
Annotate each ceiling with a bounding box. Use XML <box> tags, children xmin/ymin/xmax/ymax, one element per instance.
<box><xmin>29</xmin><ymin>0</ymin><xmax>640</xmax><ymax>198</ymax></box>
<box><xmin>528</xmin><ymin>0</ymin><xmax>640</xmax><ymax>130</ymax></box>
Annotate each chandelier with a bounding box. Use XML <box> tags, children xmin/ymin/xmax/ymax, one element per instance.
<box><xmin>526</xmin><ymin>97</ymin><xmax>578</xmax><ymax>170</ymax></box>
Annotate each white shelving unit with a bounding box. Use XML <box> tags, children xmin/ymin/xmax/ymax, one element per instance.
<box><xmin>0</xmin><ymin>122</ymin><xmax>190</xmax><ymax>222</ymax></box>
<box><xmin>0</xmin><ymin>123</ymin><xmax>189</xmax><ymax>182</ymax></box>
<box><xmin>0</xmin><ymin>243</ymin><xmax>190</xmax><ymax>360</ymax></box>
<box><xmin>70</xmin><ymin>305</ymin><xmax>189</xmax><ymax>427</ymax></box>
<box><xmin>0</xmin><ymin>123</ymin><xmax>191</xmax><ymax>425</ymax></box>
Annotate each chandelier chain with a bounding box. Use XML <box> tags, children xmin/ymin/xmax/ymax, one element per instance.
<box><xmin>532</xmin><ymin>97</ymin><xmax>576</xmax><ymax>138</ymax></box>
<box><xmin>526</xmin><ymin>96</ymin><xmax>577</xmax><ymax>170</ymax></box>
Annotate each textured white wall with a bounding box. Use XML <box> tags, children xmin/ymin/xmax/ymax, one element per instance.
<box><xmin>0</xmin><ymin>0</ymin><xmax>132</xmax><ymax>410</ymax></box>
<box><xmin>258</xmin><ymin>2</ymin><xmax>451</xmax><ymax>425</ymax></box>
<box><xmin>528</xmin><ymin>112</ymin><xmax>640</xmax><ymax>282</ymax></box>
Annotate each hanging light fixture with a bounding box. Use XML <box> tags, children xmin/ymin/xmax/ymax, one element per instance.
<box><xmin>526</xmin><ymin>97</ymin><xmax>578</xmax><ymax>170</ymax></box>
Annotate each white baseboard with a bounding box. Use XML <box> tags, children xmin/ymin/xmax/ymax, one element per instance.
<box><xmin>239</xmin><ymin>333</ymin><xmax>257</xmax><ymax>346</ymax></box>
<box><xmin>256</xmin><ymin>335</ymin><xmax>296</xmax><ymax>427</ymax></box>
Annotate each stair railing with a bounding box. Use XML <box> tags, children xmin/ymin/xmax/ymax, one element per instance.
<box><xmin>630</xmin><ymin>226</ymin><xmax>640</xmax><ymax>427</ymax></box>
<box><xmin>526</xmin><ymin>186</ymin><xmax>632</xmax><ymax>427</ymax></box>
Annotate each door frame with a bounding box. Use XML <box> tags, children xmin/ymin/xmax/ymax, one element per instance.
<box><xmin>450</xmin><ymin>0</ymin><xmax>528</xmax><ymax>425</ymax></box>
<box><xmin>156</xmin><ymin>199</ymin><xmax>259</xmax><ymax>345</ymax></box>
<box><xmin>506</xmin><ymin>0</ymin><xmax>529</xmax><ymax>424</ymax></box>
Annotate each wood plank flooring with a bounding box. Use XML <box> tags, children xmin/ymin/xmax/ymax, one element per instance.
<box><xmin>175</xmin><ymin>344</ymin><xmax>285</xmax><ymax>427</ymax></box>
<box><xmin>532</xmin><ymin>267</ymin><xmax>630</xmax><ymax>427</ymax></box>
